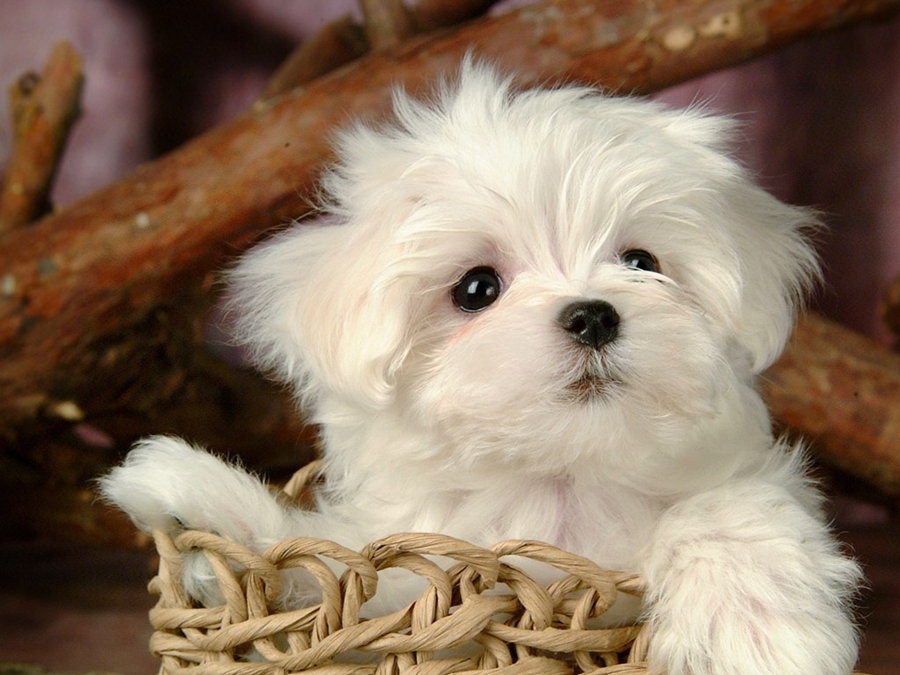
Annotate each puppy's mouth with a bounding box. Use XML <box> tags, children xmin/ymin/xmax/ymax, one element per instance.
<box><xmin>565</xmin><ymin>373</ymin><xmax>618</xmax><ymax>402</ymax></box>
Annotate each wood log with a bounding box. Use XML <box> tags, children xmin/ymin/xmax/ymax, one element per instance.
<box><xmin>764</xmin><ymin>313</ymin><xmax>900</xmax><ymax>497</ymax></box>
<box><xmin>1</xmin><ymin>0</ymin><xmax>899</xmax><ymax>515</ymax></box>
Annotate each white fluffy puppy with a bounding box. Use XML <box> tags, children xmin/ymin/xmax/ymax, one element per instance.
<box><xmin>101</xmin><ymin>62</ymin><xmax>860</xmax><ymax>675</ymax></box>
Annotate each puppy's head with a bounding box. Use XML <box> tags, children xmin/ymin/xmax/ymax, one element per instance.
<box><xmin>230</xmin><ymin>62</ymin><xmax>819</xmax><ymax>476</ymax></box>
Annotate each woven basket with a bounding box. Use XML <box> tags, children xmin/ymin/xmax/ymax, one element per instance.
<box><xmin>144</xmin><ymin>462</ymin><xmax>649</xmax><ymax>675</ymax></box>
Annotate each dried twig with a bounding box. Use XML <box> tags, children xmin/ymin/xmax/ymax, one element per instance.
<box><xmin>360</xmin><ymin>0</ymin><xmax>416</xmax><ymax>50</ymax></box>
<box><xmin>0</xmin><ymin>41</ymin><xmax>84</xmax><ymax>232</ymax></box>
<box><xmin>261</xmin><ymin>0</ymin><xmax>495</xmax><ymax>101</ymax></box>
<box><xmin>262</xmin><ymin>15</ymin><xmax>369</xmax><ymax>101</ymax></box>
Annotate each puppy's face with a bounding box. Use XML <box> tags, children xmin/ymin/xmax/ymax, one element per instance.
<box><xmin>231</xmin><ymin>64</ymin><xmax>818</xmax><ymax>478</ymax></box>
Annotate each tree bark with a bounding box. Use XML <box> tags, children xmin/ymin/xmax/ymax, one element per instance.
<box><xmin>764</xmin><ymin>313</ymin><xmax>900</xmax><ymax>497</ymax></box>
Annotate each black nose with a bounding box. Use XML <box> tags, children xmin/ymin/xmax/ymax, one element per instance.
<box><xmin>558</xmin><ymin>300</ymin><xmax>620</xmax><ymax>350</ymax></box>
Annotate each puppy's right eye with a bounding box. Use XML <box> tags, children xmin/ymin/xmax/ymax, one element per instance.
<box><xmin>452</xmin><ymin>267</ymin><xmax>502</xmax><ymax>312</ymax></box>
<box><xmin>621</xmin><ymin>249</ymin><xmax>660</xmax><ymax>274</ymax></box>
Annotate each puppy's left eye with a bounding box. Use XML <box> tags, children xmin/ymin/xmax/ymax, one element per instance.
<box><xmin>621</xmin><ymin>249</ymin><xmax>660</xmax><ymax>273</ymax></box>
<box><xmin>452</xmin><ymin>266</ymin><xmax>502</xmax><ymax>312</ymax></box>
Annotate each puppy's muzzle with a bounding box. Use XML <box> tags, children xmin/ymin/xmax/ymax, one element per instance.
<box><xmin>558</xmin><ymin>300</ymin><xmax>620</xmax><ymax>350</ymax></box>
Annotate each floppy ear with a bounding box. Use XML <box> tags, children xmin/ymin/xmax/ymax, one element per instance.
<box><xmin>658</xmin><ymin>107</ymin><xmax>821</xmax><ymax>373</ymax></box>
<box><xmin>227</xmin><ymin>80</ymin><xmax>446</xmax><ymax>412</ymax></box>
<box><xmin>726</xmin><ymin>181</ymin><xmax>821</xmax><ymax>372</ymax></box>
<box><xmin>227</xmin><ymin>218</ymin><xmax>412</xmax><ymax>412</ymax></box>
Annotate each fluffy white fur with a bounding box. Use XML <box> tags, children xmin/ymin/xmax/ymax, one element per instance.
<box><xmin>100</xmin><ymin>61</ymin><xmax>861</xmax><ymax>675</ymax></box>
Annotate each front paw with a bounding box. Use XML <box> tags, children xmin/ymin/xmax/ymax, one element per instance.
<box><xmin>99</xmin><ymin>436</ymin><xmax>300</xmax><ymax>608</ymax></box>
<box><xmin>98</xmin><ymin>436</ymin><xmax>279</xmax><ymax>546</ymax></box>
<box><xmin>645</xmin><ymin>558</ymin><xmax>858</xmax><ymax>675</ymax></box>
<box><xmin>641</xmin><ymin>489</ymin><xmax>861</xmax><ymax>675</ymax></box>
<box><xmin>99</xmin><ymin>436</ymin><xmax>208</xmax><ymax>533</ymax></box>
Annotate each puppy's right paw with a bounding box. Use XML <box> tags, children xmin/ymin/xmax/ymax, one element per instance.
<box><xmin>100</xmin><ymin>437</ymin><xmax>280</xmax><ymax>608</ymax></box>
<box><xmin>98</xmin><ymin>436</ymin><xmax>284</xmax><ymax>547</ymax></box>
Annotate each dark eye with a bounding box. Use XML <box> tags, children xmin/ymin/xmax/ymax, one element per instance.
<box><xmin>452</xmin><ymin>266</ymin><xmax>502</xmax><ymax>312</ymax></box>
<box><xmin>621</xmin><ymin>249</ymin><xmax>660</xmax><ymax>273</ymax></box>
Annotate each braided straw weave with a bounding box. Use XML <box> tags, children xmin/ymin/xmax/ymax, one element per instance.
<box><xmin>144</xmin><ymin>462</ymin><xmax>650</xmax><ymax>675</ymax></box>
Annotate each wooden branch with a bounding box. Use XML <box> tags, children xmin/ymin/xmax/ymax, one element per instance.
<box><xmin>261</xmin><ymin>0</ymin><xmax>495</xmax><ymax>101</ymax></box>
<box><xmin>764</xmin><ymin>313</ymin><xmax>900</xmax><ymax>497</ymax></box>
<box><xmin>0</xmin><ymin>41</ymin><xmax>83</xmax><ymax>232</ymax></box>
<box><xmin>410</xmin><ymin>0</ymin><xmax>498</xmax><ymax>33</ymax></box>
<box><xmin>1</xmin><ymin>0</ymin><xmax>899</xmax><ymax>497</ymax></box>
<box><xmin>360</xmin><ymin>0</ymin><xmax>416</xmax><ymax>51</ymax></box>
<box><xmin>262</xmin><ymin>15</ymin><xmax>369</xmax><ymax>101</ymax></box>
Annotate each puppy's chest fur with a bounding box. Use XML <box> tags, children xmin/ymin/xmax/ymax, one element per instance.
<box><xmin>404</xmin><ymin>475</ymin><xmax>663</xmax><ymax>571</ymax></box>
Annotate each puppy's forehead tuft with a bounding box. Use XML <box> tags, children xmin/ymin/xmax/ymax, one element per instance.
<box><xmin>392</xmin><ymin>64</ymin><xmax>730</xmax><ymax>169</ymax></box>
<box><xmin>359</xmin><ymin>71</ymin><xmax>739</xmax><ymax>274</ymax></box>
<box><xmin>329</xmin><ymin>61</ymin><xmax>735</xmax><ymax>212</ymax></box>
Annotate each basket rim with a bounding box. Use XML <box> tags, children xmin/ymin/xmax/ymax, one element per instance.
<box><xmin>146</xmin><ymin>520</ymin><xmax>650</xmax><ymax>674</ymax></box>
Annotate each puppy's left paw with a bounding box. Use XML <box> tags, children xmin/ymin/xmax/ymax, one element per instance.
<box><xmin>642</xmin><ymin>483</ymin><xmax>860</xmax><ymax>675</ymax></box>
<box><xmin>646</xmin><ymin>561</ymin><xmax>859</xmax><ymax>675</ymax></box>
